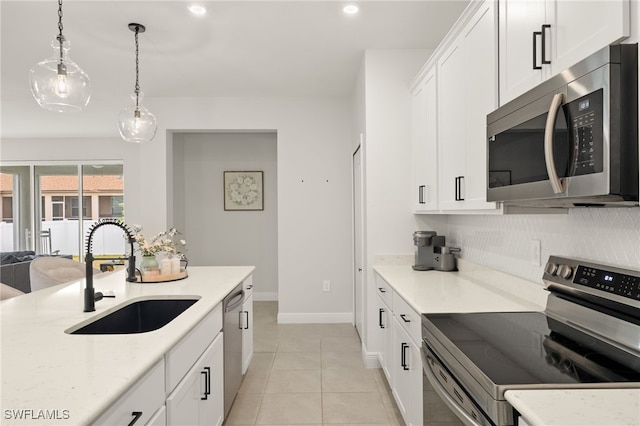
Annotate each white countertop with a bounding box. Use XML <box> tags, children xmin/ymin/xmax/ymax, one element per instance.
<box><xmin>374</xmin><ymin>258</ymin><xmax>549</xmax><ymax>314</ymax></box>
<box><xmin>0</xmin><ymin>266</ymin><xmax>254</xmax><ymax>425</ymax></box>
<box><xmin>374</xmin><ymin>257</ymin><xmax>639</xmax><ymax>426</ymax></box>
<box><xmin>505</xmin><ymin>389</ymin><xmax>640</xmax><ymax>426</ymax></box>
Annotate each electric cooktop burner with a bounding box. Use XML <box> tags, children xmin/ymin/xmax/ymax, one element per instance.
<box><xmin>424</xmin><ymin>311</ymin><xmax>640</xmax><ymax>387</ymax></box>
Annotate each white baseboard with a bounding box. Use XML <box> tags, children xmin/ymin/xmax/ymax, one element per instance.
<box><xmin>277</xmin><ymin>312</ymin><xmax>353</xmax><ymax>324</ymax></box>
<box><xmin>253</xmin><ymin>291</ymin><xmax>278</xmax><ymax>301</ymax></box>
<box><xmin>362</xmin><ymin>350</ymin><xmax>381</xmax><ymax>369</ymax></box>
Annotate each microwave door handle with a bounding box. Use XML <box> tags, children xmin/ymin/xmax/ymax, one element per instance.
<box><xmin>544</xmin><ymin>93</ymin><xmax>567</xmax><ymax>194</ymax></box>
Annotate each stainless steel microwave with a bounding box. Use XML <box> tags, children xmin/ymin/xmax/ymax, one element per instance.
<box><xmin>487</xmin><ymin>44</ymin><xmax>638</xmax><ymax>208</ymax></box>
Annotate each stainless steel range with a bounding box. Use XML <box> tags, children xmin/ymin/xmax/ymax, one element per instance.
<box><xmin>421</xmin><ymin>255</ymin><xmax>640</xmax><ymax>426</ymax></box>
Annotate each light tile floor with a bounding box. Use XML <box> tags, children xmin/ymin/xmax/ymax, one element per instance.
<box><xmin>225</xmin><ymin>301</ymin><xmax>405</xmax><ymax>425</ymax></box>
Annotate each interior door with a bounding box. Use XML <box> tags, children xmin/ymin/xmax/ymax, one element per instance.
<box><xmin>353</xmin><ymin>144</ymin><xmax>364</xmax><ymax>338</ymax></box>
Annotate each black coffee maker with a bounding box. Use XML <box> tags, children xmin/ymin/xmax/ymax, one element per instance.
<box><xmin>412</xmin><ymin>231</ymin><xmax>459</xmax><ymax>271</ymax></box>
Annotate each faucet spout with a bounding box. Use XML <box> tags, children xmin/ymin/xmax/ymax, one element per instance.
<box><xmin>84</xmin><ymin>219</ymin><xmax>137</xmax><ymax>312</ymax></box>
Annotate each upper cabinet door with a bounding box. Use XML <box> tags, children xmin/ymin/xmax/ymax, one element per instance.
<box><xmin>549</xmin><ymin>0</ymin><xmax>630</xmax><ymax>75</ymax></box>
<box><xmin>411</xmin><ymin>68</ymin><xmax>439</xmax><ymax>213</ymax></box>
<box><xmin>438</xmin><ymin>0</ymin><xmax>499</xmax><ymax>212</ymax></box>
<box><xmin>499</xmin><ymin>0</ymin><xmax>630</xmax><ymax>106</ymax></box>
<box><xmin>463</xmin><ymin>0</ymin><xmax>499</xmax><ymax>210</ymax></box>
<box><xmin>437</xmin><ymin>40</ymin><xmax>467</xmax><ymax>211</ymax></box>
<box><xmin>499</xmin><ymin>0</ymin><xmax>546</xmax><ymax>105</ymax></box>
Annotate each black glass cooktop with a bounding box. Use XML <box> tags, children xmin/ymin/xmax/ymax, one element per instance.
<box><xmin>423</xmin><ymin>312</ymin><xmax>640</xmax><ymax>386</ymax></box>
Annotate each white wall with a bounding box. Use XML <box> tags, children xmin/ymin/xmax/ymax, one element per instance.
<box><xmin>1</xmin><ymin>97</ymin><xmax>353</xmax><ymax>321</ymax></box>
<box><xmin>172</xmin><ymin>132</ymin><xmax>278</xmax><ymax>300</ymax></box>
<box><xmin>145</xmin><ymin>97</ymin><xmax>353</xmax><ymax>321</ymax></box>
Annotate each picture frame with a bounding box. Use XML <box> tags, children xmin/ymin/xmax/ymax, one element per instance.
<box><xmin>223</xmin><ymin>171</ymin><xmax>264</xmax><ymax>211</ymax></box>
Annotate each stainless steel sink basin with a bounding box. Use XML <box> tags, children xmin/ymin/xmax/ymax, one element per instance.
<box><xmin>67</xmin><ymin>297</ymin><xmax>200</xmax><ymax>335</ymax></box>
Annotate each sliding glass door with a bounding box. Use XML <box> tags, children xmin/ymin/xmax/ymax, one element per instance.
<box><xmin>0</xmin><ymin>162</ymin><xmax>124</xmax><ymax>261</ymax></box>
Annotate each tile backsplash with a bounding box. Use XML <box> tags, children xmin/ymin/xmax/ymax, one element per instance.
<box><xmin>446</xmin><ymin>208</ymin><xmax>640</xmax><ymax>284</ymax></box>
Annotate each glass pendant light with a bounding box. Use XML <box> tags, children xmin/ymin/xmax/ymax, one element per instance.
<box><xmin>29</xmin><ymin>0</ymin><xmax>91</xmax><ymax>112</ymax></box>
<box><xmin>117</xmin><ymin>23</ymin><xmax>157</xmax><ymax>143</ymax></box>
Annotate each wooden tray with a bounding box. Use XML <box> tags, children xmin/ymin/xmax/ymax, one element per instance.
<box><xmin>135</xmin><ymin>269</ymin><xmax>188</xmax><ymax>283</ymax></box>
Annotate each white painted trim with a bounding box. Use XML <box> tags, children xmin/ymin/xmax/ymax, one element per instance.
<box><xmin>362</xmin><ymin>350</ymin><xmax>381</xmax><ymax>369</ymax></box>
<box><xmin>277</xmin><ymin>312</ymin><xmax>353</xmax><ymax>324</ymax></box>
<box><xmin>253</xmin><ymin>292</ymin><xmax>278</xmax><ymax>301</ymax></box>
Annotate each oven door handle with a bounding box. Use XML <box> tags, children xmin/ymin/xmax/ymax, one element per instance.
<box><xmin>422</xmin><ymin>350</ymin><xmax>482</xmax><ymax>426</ymax></box>
<box><xmin>544</xmin><ymin>92</ymin><xmax>567</xmax><ymax>194</ymax></box>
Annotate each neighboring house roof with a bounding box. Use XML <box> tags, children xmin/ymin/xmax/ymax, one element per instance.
<box><xmin>0</xmin><ymin>175</ymin><xmax>123</xmax><ymax>193</ymax></box>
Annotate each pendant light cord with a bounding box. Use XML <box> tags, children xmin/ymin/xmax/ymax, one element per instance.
<box><xmin>57</xmin><ymin>0</ymin><xmax>65</xmax><ymax>64</ymax></box>
<box><xmin>134</xmin><ymin>26</ymin><xmax>140</xmax><ymax>110</ymax></box>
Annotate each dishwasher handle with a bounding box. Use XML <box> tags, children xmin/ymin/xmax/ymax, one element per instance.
<box><xmin>224</xmin><ymin>289</ymin><xmax>245</xmax><ymax>312</ymax></box>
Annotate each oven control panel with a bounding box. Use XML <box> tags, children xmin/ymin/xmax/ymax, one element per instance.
<box><xmin>544</xmin><ymin>255</ymin><xmax>640</xmax><ymax>303</ymax></box>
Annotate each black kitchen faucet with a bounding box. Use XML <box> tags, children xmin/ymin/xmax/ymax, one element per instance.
<box><xmin>84</xmin><ymin>219</ymin><xmax>137</xmax><ymax>312</ymax></box>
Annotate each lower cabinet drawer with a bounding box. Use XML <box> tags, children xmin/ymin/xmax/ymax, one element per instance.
<box><xmin>392</xmin><ymin>292</ymin><xmax>421</xmax><ymax>344</ymax></box>
<box><xmin>93</xmin><ymin>359</ymin><xmax>165</xmax><ymax>426</ymax></box>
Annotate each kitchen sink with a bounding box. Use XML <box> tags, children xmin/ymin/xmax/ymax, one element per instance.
<box><xmin>67</xmin><ymin>297</ymin><xmax>200</xmax><ymax>335</ymax></box>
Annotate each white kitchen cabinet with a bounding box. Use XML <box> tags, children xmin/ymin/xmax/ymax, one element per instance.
<box><xmin>438</xmin><ymin>0</ymin><xmax>499</xmax><ymax>212</ymax></box>
<box><xmin>167</xmin><ymin>332</ymin><xmax>224</xmax><ymax>426</ymax></box>
<box><xmin>375</xmin><ymin>282</ymin><xmax>393</xmax><ymax>382</ymax></box>
<box><xmin>96</xmin><ymin>299</ymin><xmax>230</xmax><ymax>426</ymax></box>
<box><xmin>391</xmin><ymin>313</ymin><xmax>422</xmax><ymax>426</ymax></box>
<box><xmin>241</xmin><ymin>276</ymin><xmax>254</xmax><ymax>375</ymax></box>
<box><xmin>374</xmin><ymin>272</ymin><xmax>423</xmax><ymax>426</ymax></box>
<box><xmin>411</xmin><ymin>67</ymin><xmax>439</xmax><ymax>212</ymax></box>
<box><xmin>93</xmin><ymin>360</ymin><xmax>165</xmax><ymax>426</ymax></box>
<box><xmin>166</xmin><ymin>303</ymin><xmax>223</xmax><ymax>393</ymax></box>
<box><xmin>499</xmin><ymin>0</ymin><xmax>630</xmax><ymax>105</ymax></box>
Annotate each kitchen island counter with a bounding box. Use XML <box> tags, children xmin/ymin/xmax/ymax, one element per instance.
<box><xmin>505</xmin><ymin>388</ymin><xmax>640</xmax><ymax>426</ymax></box>
<box><xmin>0</xmin><ymin>266</ymin><xmax>254</xmax><ymax>425</ymax></box>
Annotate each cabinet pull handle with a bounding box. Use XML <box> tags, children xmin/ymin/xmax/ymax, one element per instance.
<box><xmin>454</xmin><ymin>176</ymin><xmax>465</xmax><ymax>201</ymax></box>
<box><xmin>201</xmin><ymin>366</ymin><xmax>211</xmax><ymax>400</ymax></box>
<box><xmin>128</xmin><ymin>412</ymin><xmax>143</xmax><ymax>426</ymax></box>
<box><xmin>244</xmin><ymin>311</ymin><xmax>249</xmax><ymax>330</ymax></box>
<box><xmin>378</xmin><ymin>287</ymin><xmax>386</xmax><ymax>293</ymax></box>
<box><xmin>379</xmin><ymin>308</ymin><xmax>385</xmax><ymax>329</ymax></box>
<box><xmin>532</xmin><ymin>31</ymin><xmax>542</xmax><ymax>69</ymax></box>
<box><xmin>541</xmin><ymin>24</ymin><xmax>551</xmax><ymax>64</ymax></box>
<box><xmin>400</xmin><ymin>314</ymin><xmax>411</xmax><ymax>323</ymax></box>
<box><xmin>418</xmin><ymin>185</ymin><xmax>426</xmax><ymax>204</ymax></box>
<box><xmin>401</xmin><ymin>343</ymin><xmax>409</xmax><ymax>370</ymax></box>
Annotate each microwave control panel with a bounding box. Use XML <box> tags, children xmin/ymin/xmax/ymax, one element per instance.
<box><xmin>565</xmin><ymin>89</ymin><xmax>604</xmax><ymax>176</ymax></box>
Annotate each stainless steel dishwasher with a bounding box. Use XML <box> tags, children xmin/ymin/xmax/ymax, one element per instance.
<box><xmin>223</xmin><ymin>283</ymin><xmax>245</xmax><ymax>418</ymax></box>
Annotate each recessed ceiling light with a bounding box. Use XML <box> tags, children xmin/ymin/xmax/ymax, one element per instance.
<box><xmin>343</xmin><ymin>4</ymin><xmax>359</xmax><ymax>15</ymax></box>
<box><xmin>188</xmin><ymin>4</ymin><xmax>207</xmax><ymax>16</ymax></box>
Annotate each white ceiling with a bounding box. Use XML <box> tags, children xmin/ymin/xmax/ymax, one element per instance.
<box><xmin>1</xmin><ymin>0</ymin><xmax>469</xmax><ymax>138</ymax></box>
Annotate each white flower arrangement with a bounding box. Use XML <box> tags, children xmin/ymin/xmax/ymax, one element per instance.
<box><xmin>132</xmin><ymin>225</ymin><xmax>187</xmax><ymax>257</ymax></box>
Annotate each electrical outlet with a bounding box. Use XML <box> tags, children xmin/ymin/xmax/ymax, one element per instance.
<box><xmin>530</xmin><ymin>239</ymin><xmax>541</xmax><ymax>266</ymax></box>
<box><xmin>323</xmin><ymin>280</ymin><xmax>331</xmax><ymax>292</ymax></box>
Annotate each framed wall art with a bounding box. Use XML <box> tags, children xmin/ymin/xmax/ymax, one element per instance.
<box><xmin>224</xmin><ymin>171</ymin><xmax>264</xmax><ymax>211</ymax></box>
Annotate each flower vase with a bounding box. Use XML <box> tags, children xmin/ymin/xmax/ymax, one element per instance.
<box><xmin>140</xmin><ymin>255</ymin><xmax>159</xmax><ymax>276</ymax></box>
